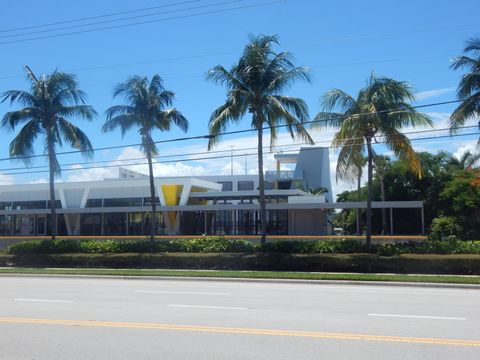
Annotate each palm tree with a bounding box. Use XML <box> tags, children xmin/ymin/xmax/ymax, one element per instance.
<box><xmin>206</xmin><ymin>34</ymin><xmax>313</xmax><ymax>244</ymax></box>
<box><xmin>1</xmin><ymin>66</ymin><xmax>95</xmax><ymax>240</ymax></box>
<box><xmin>374</xmin><ymin>155</ymin><xmax>390</xmax><ymax>234</ymax></box>
<box><xmin>458</xmin><ymin>150</ymin><xmax>480</xmax><ymax>169</ymax></box>
<box><xmin>103</xmin><ymin>75</ymin><xmax>188</xmax><ymax>241</ymax></box>
<box><xmin>313</xmin><ymin>73</ymin><xmax>432</xmax><ymax>245</ymax></box>
<box><xmin>450</xmin><ymin>36</ymin><xmax>480</xmax><ymax>135</ymax></box>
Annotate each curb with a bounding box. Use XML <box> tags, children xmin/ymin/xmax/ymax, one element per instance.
<box><xmin>0</xmin><ymin>273</ymin><xmax>479</xmax><ymax>289</ymax></box>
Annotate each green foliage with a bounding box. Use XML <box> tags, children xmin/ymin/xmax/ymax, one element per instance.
<box><xmin>430</xmin><ymin>216</ymin><xmax>459</xmax><ymax>240</ymax></box>
<box><xmin>450</xmin><ymin>36</ymin><xmax>480</xmax><ymax>132</ymax></box>
<box><xmin>261</xmin><ymin>239</ymin><xmax>365</xmax><ymax>254</ymax></box>
<box><xmin>7</xmin><ymin>238</ymin><xmax>480</xmax><ymax>257</ymax></box>
<box><xmin>7</xmin><ymin>237</ymin><xmax>254</xmax><ymax>255</ymax></box>
<box><xmin>167</xmin><ymin>237</ymin><xmax>255</xmax><ymax>253</ymax></box>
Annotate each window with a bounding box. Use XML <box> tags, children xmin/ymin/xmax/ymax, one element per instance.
<box><xmin>238</xmin><ymin>181</ymin><xmax>254</xmax><ymax>191</ymax></box>
<box><xmin>86</xmin><ymin>199</ymin><xmax>102</xmax><ymax>208</ymax></box>
<box><xmin>103</xmin><ymin>197</ymin><xmax>142</xmax><ymax>207</ymax></box>
<box><xmin>217</xmin><ymin>181</ymin><xmax>233</xmax><ymax>191</ymax></box>
<box><xmin>12</xmin><ymin>201</ymin><xmax>46</xmax><ymax>210</ymax></box>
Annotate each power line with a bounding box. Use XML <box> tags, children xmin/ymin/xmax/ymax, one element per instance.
<box><xmin>0</xmin><ymin>125</ymin><xmax>475</xmax><ymax>173</ymax></box>
<box><xmin>0</xmin><ymin>99</ymin><xmax>468</xmax><ymax>163</ymax></box>
<box><xmin>0</xmin><ymin>0</ymin><xmax>247</xmax><ymax>40</ymax></box>
<box><xmin>3</xmin><ymin>131</ymin><xmax>479</xmax><ymax>176</ymax></box>
<box><xmin>0</xmin><ymin>0</ymin><xmax>285</xmax><ymax>46</ymax></box>
<box><xmin>0</xmin><ymin>0</ymin><xmax>202</xmax><ymax>34</ymax></box>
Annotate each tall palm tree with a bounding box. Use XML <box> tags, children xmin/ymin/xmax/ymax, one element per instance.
<box><xmin>1</xmin><ymin>66</ymin><xmax>95</xmax><ymax>240</ymax></box>
<box><xmin>313</xmin><ymin>73</ymin><xmax>432</xmax><ymax>245</ymax></box>
<box><xmin>450</xmin><ymin>36</ymin><xmax>480</xmax><ymax>136</ymax></box>
<box><xmin>374</xmin><ymin>155</ymin><xmax>390</xmax><ymax>234</ymax></box>
<box><xmin>206</xmin><ymin>34</ymin><xmax>313</xmax><ymax>244</ymax></box>
<box><xmin>103</xmin><ymin>75</ymin><xmax>188</xmax><ymax>241</ymax></box>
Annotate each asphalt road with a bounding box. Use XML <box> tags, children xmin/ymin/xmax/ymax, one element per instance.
<box><xmin>0</xmin><ymin>276</ymin><xmax>479</xmax><ymax>360</ymax></box>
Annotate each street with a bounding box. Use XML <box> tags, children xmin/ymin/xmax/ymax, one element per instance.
<box><xmin>0</xmin><ymin>275</ymin><xmax>478</xmax><ymax>359</ymax></box>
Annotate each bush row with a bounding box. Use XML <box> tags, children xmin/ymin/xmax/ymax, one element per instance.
<box><xmin>7</xmin><ymin>237</ymin><xmax>480</xmax><ymax>256</ymax></box>
<box><xmin>2</xmin><ymin>253</ymin><xmax>480</xmax><ymax>274</ymax></box>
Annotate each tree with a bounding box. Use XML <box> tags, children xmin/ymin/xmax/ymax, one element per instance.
<box><xmin>103</xmin><ymin>75</ymin><xmax>188</xmax><ymax>241</ymax></box>
<box><xmin>374</xmin><ymin>155</ymin><xmax>390</xmax><ymax>234</ymax></box>
<box><xmin>1</xmin><ymin>66</ymin><xmax>95</xmax><ymax>240</ymax></box>
<box><xmin>313</xmin><ymin>73</ymin><xmax>432</xmax><ymax>245</ymax></box>
<box><xmin>206</xmin><ymin>34</ymin><xmax>313</xmax><ymax>244</ymax></box>
<box><xmin>450</xmin><ymin>36</ymin><xmax>480</xmax><ymax>137</ymax></box>
<box><xmin>440</xmin><ymin>168</ymin><xmax>480</xmax><ymax>239</ymax></box>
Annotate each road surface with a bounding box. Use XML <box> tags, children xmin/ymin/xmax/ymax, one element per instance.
<box><xmin>0</xmin><ymin>275</ymin><xmax>478</xmax><ymax>359</ymax></box>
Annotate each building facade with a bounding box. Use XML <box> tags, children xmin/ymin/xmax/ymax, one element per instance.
<box><xmin>0</xmin><ymin>147</ymin><xmax>334</xmax><ymax>237</ymax></box>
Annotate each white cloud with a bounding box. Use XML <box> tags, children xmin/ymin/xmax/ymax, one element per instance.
<box><xmin>453</xmin><ymin>140</ymin><xmax>479</xmax><ymax>160</ymax></box>
<box><xmin>29</xmin><ymin>178</ymin><xmax>48</xmax><ymax>184</ymax></box>
<box><xmin>414</xmin><ymin>87</ymin><xmax>456</xmax><ymax>101</ymax></box>
<box><xmin>0</xmin><ymin>173</ymin><xmax>15</xmax><ymax>185</ymax></box>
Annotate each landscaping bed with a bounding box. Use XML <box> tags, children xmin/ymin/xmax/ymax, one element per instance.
<box><xmin>1</xmin><ymin>253</ymin><xmax>480</xmax><ymax>275</ymax></box>
<box><xmin>2</xmin><ymin>237</ymin><xmax>480</xmax><ymax>275</ymax></box>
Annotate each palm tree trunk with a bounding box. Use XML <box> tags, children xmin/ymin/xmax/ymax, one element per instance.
<box><xmin>146</xmin><ymin>147</ymin><xmax>157</xmax><ymax>242</ymax></box>
<box><xmin>356</xmin><ymin>170</ymin><xmax>361</xmax><ymax>235</ymax></box>
<box><xmin>257</xmin><ymin>125</ymin><xmax>267</xmax><ymax>245</ymax></box>
<box><xmin>47</xmin><ymin>140</ymin><xmax>57</xmax><ymax>241</ymax></box>
<box><xmin>366</xmin><ymin>137</ymin><xmax>373</xmax><ymax>247</ymax></box>
<box><xmin>380</xmin><ymin>176</ymin><xmax>387</xmax><ymax>235</ymax></box>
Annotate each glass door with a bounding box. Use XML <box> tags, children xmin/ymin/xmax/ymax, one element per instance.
<box><xmin>36</xmin><ymin>215</ymin><xmax>47</xmax><ymax>236</ymax></box>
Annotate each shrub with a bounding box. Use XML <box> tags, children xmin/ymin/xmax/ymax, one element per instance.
<box><xmin>430</xmin><ymin>216</ymin><xmax>459</xmax><ymax>241</ymax></box>
<box><xmin>7</xmin><ymin>237</ymin><xmax>480</xmax><ymax>256</ymax></box>
<box><xmin>262</xmin><ymin>239</ymin><xmax>366</xmax><ymax>254</ymax></box>
<box><xmin>168</xmin><ymin>237</ymin><xmax>255</xmax><ymax>253</ymax></box>
<box><xmin>7</xmin><ymin>237</ymin><xmax>255</xmax><ymax>255</ymax></box>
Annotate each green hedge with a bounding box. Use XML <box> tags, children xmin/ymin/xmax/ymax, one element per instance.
<box><xmin>1</xmin><ymin>253</ymin><xmax>480</xmax><ymax>275</ymax></box>
<box><xmin>7</xmin><ymin>237</ymin><xmax>256</xmax><ymax>255</ymax></box>
<box><xmin>7</xmin><ymin>237</ymin><xmax>480</xmax><ymax>256</ymax></box>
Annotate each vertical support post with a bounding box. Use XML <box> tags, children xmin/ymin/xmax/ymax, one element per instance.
<box><xmin>390</xmin><ymin>208</ymin><xmax>394</xmax><ymax>235</ymax></box>
<box><xmin>204</xmin><ymin>211</ymin><xmax>207</xmax><ymax>235</ymax></box>
<box><xmin>421</xmin><ymin>205</ymin><xmax>425</xmax><ymax>236</ymax></box>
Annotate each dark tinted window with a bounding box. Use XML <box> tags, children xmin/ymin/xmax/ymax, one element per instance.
<box><xmin>238</xmin><ymin>181</ymin><xmax>254</xmax><ymax>191</ymax></box>
<box><xmin>217</xmin><ymin>181</ymin><xmax>233</xmax><ymax>191</ymax></box>
<box><xmin>104</xmin><ymin>197</ymin><xmax>142</xmax><ymax>207</ymax></box>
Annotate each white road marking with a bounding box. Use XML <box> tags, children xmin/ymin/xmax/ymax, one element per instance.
<box><xmin>368</xmin><ymin>313</ymin><xmax>466</xmax><ymax>320</ymax></box>
<box><xmin>135</xmin><ymin>290</ymin><xmax>230</xmax><ymax>295</ymax></box>
<box><xmin>168</xmin><ymin>304</ymin><xmax>247</xmax><ymax>310</ymax></box>
<box><xmin>14</xmin><ymin>298</ymin><xmax>74</xmax><ymax>303</ymax></box>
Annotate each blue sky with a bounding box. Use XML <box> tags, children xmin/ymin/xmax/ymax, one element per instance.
<box><xmin>0</xmin><ymin>0</ymin><xmax>479</xmax><ymax>196</ymax></box>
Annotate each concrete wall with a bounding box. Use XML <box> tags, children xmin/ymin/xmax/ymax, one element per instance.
<box><xmin>294</xmin><ymin>147</ymin><xmax>333</xmax><ymax>202</ymax></box>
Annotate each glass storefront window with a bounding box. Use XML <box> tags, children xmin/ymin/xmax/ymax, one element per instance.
<box><xmin>103</xmin><ymin>213</ymin><xmax>127</xmax><ymax>236</ymax></box>
<box><xmin>104</xmin><ymin>198</ymin><xmax>142</xmax><ymax>207</ymax></box>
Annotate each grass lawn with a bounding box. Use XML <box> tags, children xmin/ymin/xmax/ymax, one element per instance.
<box><xmin>0</xmin><ymin>267</ymin><xmax>479</xmax><ymax>285</ymax></box>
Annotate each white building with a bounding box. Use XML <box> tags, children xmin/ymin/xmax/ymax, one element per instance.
<box><xmin>0</xmin><ymin>147</ymin><xmax>335</xmax><ymax>237</ymax></box>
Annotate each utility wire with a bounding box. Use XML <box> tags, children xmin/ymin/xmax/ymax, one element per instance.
<box><xmin>0</xmin><ymin>0</ymin><xmax>202</xmax><ymax>34</ymax></box>
<box><xmin>0</xmin><ymin>0</ymin><xmax>285</xmax><ymax>46</ymax></box>
<box><xmin>3</xmin><ymin>131</ymin><xmax>479</xmax><ymax>176</ymax></box>
<box><xmin>0</xmin><ymin>125</ymin><xmax>476</xmax><ymax>173</ymax></box>
<box><xmin>0</xmin><ymin>99</ymin><xmax>467</xmax><ymax>163</ymax></box>
<box><xmin>0</xmin><ymin>0</ymin><xmax>246</xmax><ymax>40</ymax></box>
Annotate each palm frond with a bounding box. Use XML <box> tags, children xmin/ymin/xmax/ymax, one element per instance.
<box><xmin>450</xmin><ymin>94</ymin><xmax>480</xmax><ymax>132</ymax></box>
<box><xmin>57</xmin><ymin>118</ymin><xmax>94</xmax><ymax>159</ymax></box>
<box><xmin>383</xmin><ymin>128</ymin><xmax>422</xmax><ymax>178</ymax></box>
<box><xmin>321</xmin><ymin>89</ymin><xmax>357</xmax><ymax>113</ymax></box>
<box><xmin>9</xmin><ymin>120</ymin><xmax>42</xmax><ymax>163</ymax></box>
<box><xmin>1</xmin><ymin>90</ymin><xmax>36</xmax><ymax>106</ymax></box>
<box><xmin>157</xmin><ymin>109</ymin><xmax>189</xmax><ymax>132</ymax></box>
<box><xmin>1</xmin><ymin>108</ymin><xmax>37</xmax><ymax>129</ymax></box>
<box><xmin>57</xmin><ymin>105</ymin><xmax>96</xmax><ymax>121</ymax></box>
